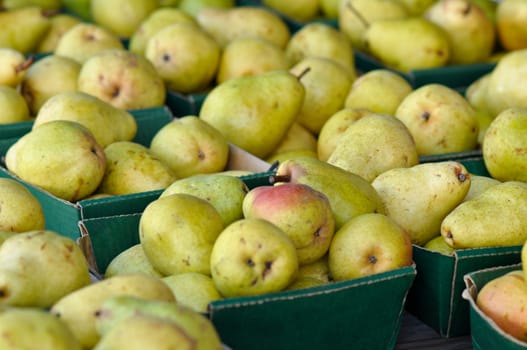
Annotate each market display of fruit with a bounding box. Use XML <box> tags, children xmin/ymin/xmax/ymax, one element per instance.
<box><xmin>0</xmin><ymin>0</ymin><xmax>527</xmax><ymax>349</ymax></box>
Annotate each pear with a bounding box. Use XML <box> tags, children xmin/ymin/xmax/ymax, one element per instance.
<box><xmin>372</xmin><ymin>161</ymin><xmax>471</xmax><ymax>246</ymax></box>
<box><xmin>485</xmin><ymin>49</ymin><xmax>527</xmax><ymax>117</ymax></box>
<box><xmin>296</xmin><ymin>254</ymin><xmax>330</xmax><ymax>283</ymax></box>
<box><xmin>286</xmin><ymin>276</ymin><xmax>328</xmax><ymax>290</ymax></box>
<box><xmin>0</xmin><ymin>307</ymin><xmax>82</xmax><ymax>350</ymax></box>
<box><xmin>0</xmin><ymin>47</ymin><xmax>33</xmax><ymax>88</ymax></box>
<box><xmin>178</xmin><ymin>0</ymin><xmax>235</xmax><ymax>18</ymax></box>
<box><xmin>160</xmin><ymin>173</ymin><xmax>249</xmax><ymax>226</ymax></box>
<box><xmin>128</xmin><ymin>7</ymin><xmax>197</xmax><ymax>55</ymax></box>
<box><xmin>285</xmin><ymin>22</ymin><xmax>356</xmax><ymax>74</ymax></box>
<box><xmin>196</xmin><ymin>6</ymin><xmax>291</xmax><ymax>48</ymax></box>
<box><xmin>465</xmin><ymin>72</ymin><xmax>494</xmax><ymax>144</ymax></box>
<box><xmin>0</xmin><ymin>230</ymin><xmax>91</xmax><ymax>308</ymax></box>
<box><xmin>51</xmin><ymin>273</ymin><xmax>175</xmax><ymax>349</ymax></box>
<box><xmin>266</xmin><ymin>149</ymin><xmax>319</xmax><ymax>164</ymax></box>
<box><xmin>139</xmin><ymin>193</ymin><xmax>225</xmax><ymax>276</ymax></box>
<box><xmin>54</xmin><ymin>22</ymin><xmax>125</xmax><ymax>64</ymax></box>
<box><xmin>289</xmin><ymin>56</ymin><xmax>356</xmax><ymax>135</ymax></box>
<box><xmin>98</xmin><ymin>141</ymin><xmax>177</xmax><ymax>195</ymax></box>
<box><xmin>273</xmin><ymin>157</ymin><xmax>385</xmax><ymax>229</ymax></box>
<box><xmin>94</xmin><ymin>296</ymin><xmax>223</xmax><ymax>349</ymax></box>
<box><xmin>77</xmin><ymin>48</ymin><xmax>166</xmax><ymax>110</ymax></box>
<box><xmin>483</xmin><ymin>108</ymin><xmax>527</xmax><ymax>182</ymax></box>
<box><xmin>364</xmin><ymin>17</ymin><xmax>451</xmax><ymax>72</ymax></box>
<box><xmin>496</xmin><ymin>0</ymin><xmax>527</xmax><ymax>51</ymax></box>
<box><xmin>61</xmin><ymin>0</ymin><xmax>91</xmax><ymax>21</ymax></box>
<box><xmin>262</xmin><ymin>0</ymin><xmax>320</xmax><ymax>22</ymax></box>
<box><xmin>0</xmin><ymin>232</ymin><xmax>17</xmax><ymax>246</ymax></box>
<box><xmin>317</xmin><ymin>107</ymin><xmax>374</xmax><ymax>161</ymax></box>
<box><xmin>33</xmin><ymin>91</ymin><xmax>137</xmax><ymax>149</ymax></box>
<box><xmin>36</xmin><ymin>13</ymin><xmax>81</xmax><ymax>53</ymax></box>
<box><xmin>0</xmin><ymin>86</ymin><xmax>31</xmax><ymax>124</ymax></box>
<box><xmin>462</xmin><ymin>174</ymin><xmax>501</xmax><ymax>202</ymax></box>
<box><xmin>398</xmin><ymin>0</ymin><xmax>438</xmax><ymax>15</ymax></box>
<box><xmin>162</xmin><ymin>272</ymin><xmax>222</xmax><ymax>313</ymax></box>
<box><xmin>327</xmin><ymin>113</ymin><xmax>419</xmax><ymax>183</ymax></box>
<box><xmin>424</xmin><ymin>0</ymin><xmax>496</xmax><ymax>64</ymax></box>
<box><xmin>20</xmin><ymin>54</ymin><xmax>81</xmax><ymax>116</ymax></box>
<box><xmin>267</xmin><ymin>122</ymin><xmax>318</xmax><ymax>159</ymax></box>
<box><xmin>210</xmin><ymin>218</ymin><xmax>299</xmax><ymax>297</ymax></box>
<box><xmin>91</xmin><ymin>0</ymin><xmax>158</xmax><ymax>38</ymax></box>
<box><xmin>105</xmin><ymin>243</ymin><xmax>163</xmax><ymax>278</ymax></box>
<box><xmin>344</xmin><ymin>69</ymin><xmax>414</xmax><ymax>115</ymax></box>
<box><xmin>149</xmin><ymin>116</ymin><xmax>230</xmax><ymax>179</ymax></box>
<box><xmin>0</xmin><ymin>6</ymin><xmax>51</xmax><ymax>54</ymax></box>
<box><xmin>395</xmin><ymin>83</ymin><xmax>479</xmax><ymax>155</ymax></box>
<box><xmin>199</xmin><ymin>70</ymin><xmax>305</xmax><ymax>159</ymax></box>
<box><xmin>216</xmin><ymin>36</ymin><xmax>290</xmax><ymax>84</ymax></box>
<box><xmin>423</xmin><ymin>235</ymin><xmax>455</xmax><ymax>255</ymax></box>
<box><xmin>5</xmin><ymin>120</ymin><xmax>106</xmax><ymax>202</ymax></box>
<box><xmin>0</xmin><ymin>178</ymin><xmax>45</xmax><ymax>232</ymax></box>
<box><xmin>145</xmin><ymin>22</ymin><xmax>221</xmax><ymax>94</ymax></box>
<box><xmin>338</xmin><ymin>0</ymin><xmax>409</xmax><ymax>52</ymax></box>
<box><xmin>320</xmin><ymin>0</ymin><xmax>339</xmax><ymax>18</ymax></box>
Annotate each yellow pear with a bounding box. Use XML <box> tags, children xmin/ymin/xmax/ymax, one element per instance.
<box><xmin>266</xmin><ymin>122</ymin><xmax>317</xmax><ymax>161</ymax></box>
<box><xmin>496</xmin><ymin>0</ymin><xmax>527</xmax><ymax>51</ymax></box>
<box><xmin>423</xmin><ymin>235</ymin><xmax>455</xmax><ymax>255</ymax></box>
<box><xmin>0</xmin><ymin>86</ymin><xmax>31</xmax><ymax>124</ymax></box>
<box><xmin>36</xmin><ymin>13</ymin><xmax>81</xmax><ymax>53</ymax></box>
<box><xmin>104</xmin><ymin>243</ymin><xmax>163</xmax><ymax>279</ymax></box>
<box><xmin>0</xmin><ymin>178</ymin><xmax>45</xmax><ymax>232</ymax></box>
<box><xmin>0</xmin><ymin>47</ymin><xmax>33</xmax><ymax>88</ymax></box>
<box><xmin>262</xmin><ymin>0</ymin><xmax>320</xmax><ymax>22</ymax></box>
<box><xmin>162</xmin><ymin>272</ymin><xmax>222</xmax><ymax>313</ymax></box>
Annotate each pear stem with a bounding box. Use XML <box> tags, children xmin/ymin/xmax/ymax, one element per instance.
<box><xmin>346</xmin><ymin>1</ymin><xmax>370</xmax><ymax>29</ymax></box>
<box><xmin>295</xmin><ymin>67</ymin><xmax>311</xmax><ymax>81</ymax></box>
<box><xmin>269</xmin><ymin>174</ymin><xmax>291</xmax><ymax>184</ymax></box>
<box><xmin>16</xmin><ymin>55</ymin><xmax>34</xmax><ymax>73</ymax></box>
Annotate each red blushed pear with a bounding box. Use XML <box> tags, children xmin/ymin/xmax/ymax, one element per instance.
<box><xmin>243</xmin><ymin>183</ymin><xmax>335</xmax><ymax>266</ymax></box>
<box><xmin>328</xmin><ymin>213</ymin><xmax>413</xmax><ymax>281</ymax></box>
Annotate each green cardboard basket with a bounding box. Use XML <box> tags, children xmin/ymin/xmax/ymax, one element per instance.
<box><xmin>463</xmin><ymin>263</ymin><xmax>527</xmax><ymax>350</ymax></box>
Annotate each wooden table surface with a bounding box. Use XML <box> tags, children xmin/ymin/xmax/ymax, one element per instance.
<box><xmin>396</xmin><ymin>312</ymin><xmax>473</xmax><ymax>350</ymax></box>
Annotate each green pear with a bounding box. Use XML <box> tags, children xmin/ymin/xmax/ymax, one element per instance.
<box><xmin>0</xmin><ymin>178</ymin><xmax>45</xmax><ymax>232</ymax></box>
<box><xmin>327</xmin><ymin>113</ymin><xmax>419</xmax><ymax>183</ymax></box>
<box><xmin>128</xmin><ymin>7</ymin><xmax>197</xmax><ymax>55</ymax></box>
<box><xmin>262</xmin><ymin>0</ymin><xmax>320</xmax><ymax>22</ymax></box>
<box><xmin>338</xmin><ymin>0</ymin><xmax>409</xmax><ymax>52</ymax></box>
<box><xmin>33</xmin><ymin>91</ymin><xmax>137</xmax><ymax>149</ymax></box>
<box><xmin>5</xmin><ymin>120</ymin><xmax>107</xmax><ymax>202</ymax></box>
<box><xmin>94</xmin><ymin>296</ymin><xmax>223</xmax><ymax>349</ymax></box>
<box><xmin>216</xmin><ymin>36</ymin><xmax>290</xmax><ymax>84</ymax></box>
<box><xmin>105</xmin><ymin>243</ymin><xmax>163</xmax><ymax>278</ymax></box>
<box><xmin>199</xmin><ymin>70</ymin><xmax>305</xmax><ymax>159</ymax></box>
<box><xmin>145</xmin><ymin>22</ymin><xmax>221</xmax><ymax>94</ymax></box>
<box><xmin>462</xmin><ymin>174</ymin><xmax>501</xmax><ymax>202</ymax></box>
<box><xmin>178</xmin><ymin>0</ymin><xmax>235</xmax><ymax>18</ymax></box>
<box><xmin>50</xmin><ymin>273</ymin><xmax>176</xmax><ymax>349</ymax></box>
<box><xmin>54</xmin><ymin>22</ymin><xmax>125</xmax><ymax>64</ymax></box>
<box><xmin>423</xmin><ymin>235</ymin><xmax>455</xmax><ymax>255</ymax></box>
<box><xmin>273</xmin><ymin>157</ymin><xmax>385</xmax><ymax>229</ymax></box>
<box><xmin>476</xmin><ymin>270</ymin><xmax>527</xmax><ymax>343</ymax></box>
<box><xmin>196</xmin><ymin>6</ymin><xmax>291</xmax><ymax>48</ymax></box>
<box><xmin>0</xmin><ymin>47</ymin><xmax>33</xmax><ymax>88</ymax></box>
<box><xmin>160</xmin><ymin>173</ymin><xmax>249</xmax><ymax>226</ymax></box>
<box><xmin>496</xmin><ymin>0</ymin><xmax>527</xmax><ymax>51</ymax></box>
<box><xmin>99</xmin><ymin>141</ymin><xmax>177</xmax><ymax>195</ymax></box>
<box><xmin>285</xmin><ymin>22</ymin><xmax>356</xmax><ymax>74</ymax></box>
<box><xmin>0</xmin><ymin>6</ymin><xmax>51</xmax><ymax>54</ymax></box>
<box><xmin>243</xmin><ymin>183</ymin><xmax>336</xmax><ymax>265</ymax></box>
<box><xmin>317</xmin><ymin>107</ymin><xmax>374</xmax><ymax>162</ymax></box>
<box><xmin>162</xmin><ymin>272</ymin><xmax>222</xmax><ymax>313</ymax></box>
<box><xmin>286</xmin><ymin>276</ymin><xmax>328</xmax><ymax>290</ymax></box>
<box><xmin>296</xmin><ymin>254</ymin><xmax>330</xmax><ymax>283</ymax></box>
<box><xmin>320</xmin><ymin>0</ymin><xmax>339</xmax><ymax>18</ymax></box>
<box><xmin>328</xmin><ymin>213</ymin><xmax>413</xmax><ymax>281</ymax></box>
<box><xmin>0</xmin><ymin>232</ymin><xmax>17</xmax><ymax>246</ymax></box>
<box><xmin>372</xmin><ymin>161</ymin><xmax>471</xmax><ymax>246</ymax></box>
<box><xmin>0</xmin><ymin>230</ymin><xmax>91</xmax><ymax>308</ymax></box>
<box><xmin>91</xmin><ymin>0</ymin><xmax>158</xmax><ymax>38</ymax></box>
<box><xmin>289</xmin><ymin>56</ymin><xmax>356</xmax><ymax>135</ymax></box>
<box><xmin>398</xmin><ymin>0</ymin><xmax>437</xmax><ymax>15</ymax></box>
<box><xmin>149</xmin><ymin>116</ymin><xmax>230</xmax><ymax>179</ymax></box>
<box><xmin>20</xmin><ymin>54</ymin><xmax>81</xmax><ymax>116</ymax></box>
<box><xmin>78</xmin><ymin>48</ymin><xmax>166</xmax><ymax>110</ymax></box>
<box><xmin>61</xmin><ymin>0</ymin><xmax>91</xmax><ymax>21</ymax></box>
<box><xmin>36</xmin><ymin>13</ymin><xmax>81</xmax><ymax>53</ymax></box>
<box><xmin>210</xmin><ymin>218</ymin><xmax>299</xmax><ymax>297</ymax></box>
<box><xmin>364</xmin><ymin>17</ymin><xmax>451</xmax><ymax>72</ymax></box>
<box><xmin>344</xmin><ymin>69</ymin><xmax>414</xmax><ymax>115</ymax></box>
<box><xmin>267</xmin><ymin>122</ymin><xmax>317</xmax><ymax>160</ymax></box>
<box><xmin>0</xmin><ymin>86</ymin><xmax>31</xmax><ymax>123</ymax></box>
<box><xmin>0</xmin><ymin>306</ymin><xmax>82</xmax><ymax>350</ymax></box>
<box><xmin>395</xmin><ymin>83</ymin><xmax>479</xmax><ymax>155</ymax></box>
<box><xmin>485</xmin><ymin>49</ymin><xmax>527</xmax><ymax>117</ymax></box>
<box><xmin>139</xmin><ymin>193</ymin><xmax>225</xmax><ymax>276</ymax></box>
<box><xmin>483</xmin><ymin>108</ymin><xmax>527</xmax><ymax>182</ymax></box>
<box><xmin>1</xmin><ymin>0</ymin><xmax>61</xmax><ymax>9</ymax></box>
<box><xmin>266</xmin><ymin>149</ymin><xmax>319</xmax><ymax>164</ymax></box>
<box><xmin>465</xmin><ymin>72</ymin><xmax>494</xmax><ymax>144</ymax></box>
<box><xmin>424</xmin><ymin>0</ymin><xmax>495</xmax><ymax>64</ymax></box>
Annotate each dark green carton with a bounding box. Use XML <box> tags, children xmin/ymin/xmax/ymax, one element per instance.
<box><xmin>79</xmin><ymin>211</ymin><xmax>416</xmax><ymax>350</ymax></box>
<box><xmin>419</xmin><ymin>149</ymin><xmax>490</xmax><ymax>177</ymax></box>
<box><xmin>463</xmin><ymin>263</ymin><xmax>527</xmax><ymax>350</ymax></box>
